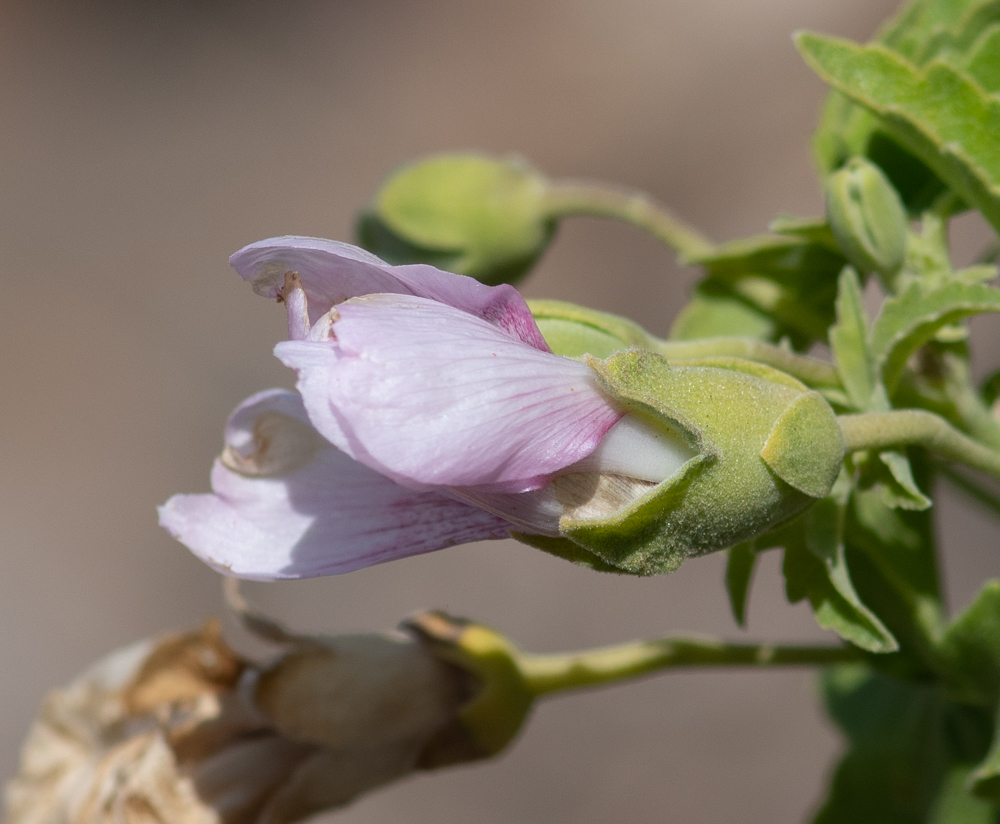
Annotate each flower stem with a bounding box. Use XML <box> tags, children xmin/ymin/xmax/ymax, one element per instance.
<box><xmin>518</xmin><ymin>637</ymin><xmax>864</xmax><ymax>699</ymax></box>
<box><xmin>839</xmin><ymin>410</ymin><xmax>1000</xmax><ymax>479</ymax></box>
<box><xmin>541</xmin><ymin>181</ymin><xmax>714</xmax><ymax>260</ymax></box>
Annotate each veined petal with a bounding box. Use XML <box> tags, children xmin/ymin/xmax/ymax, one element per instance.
<box><xmin>158</xmin><ymin>390</ymin><xmax>509</xmax><ymax>579</ymax></box>
<box><xmin>230</xmin><ymin>235</ymin><xmax>549</xmax><ymax>350</ymax></box>
<box><xmin>275</xmin><ymin>295</ymin><xmax>622</xmax><ymax>493</ymax></box>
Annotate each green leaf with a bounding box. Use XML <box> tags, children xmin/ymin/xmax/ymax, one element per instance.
<box><xmin>780</xmin><ymin>503</ymin><xmax>898</xmax><ymax>653</ymax></box>
<box><xmin>936</xmin><ymin>580</ymin><xmax>1000</xmax><ymax>705</ymax></box>
<box><xmin>796</xmin><ymin>33</ymin><xmax>1000</xmax><ymax>236</ymax></box>
<box><xmin>870</xmin><ymin>281</ymin><xmax>1000</xmax><ymax>391</ymax></box>
<box><xmin>962</xmin><ymin>24</ymin><xmax>1000</xmax><ymax>92</ymax></box>
<box><xmin>814</xmin><ymin>664</ymin><xmax>995</xmax><ymax>824</ymax></box>
<box><xmin>846</xmin><ymin>478</ymin><xmax>946</xmax><ymax>663</ymax></box>
<box><xmin>830</xmin><ymin>267</ymin><xmax>875</xmax><ymax>409</ymax></box>
<box><xmin>970</xmin><ymin>705</ymin><xmax>1000</xmax><ymax>803</ymax></box>
<box><xmin>725</xmin><ymin>541</ymin><xmax>758</xmax><ymax>627</ymax></box>
<box><xmin>668</xmin><ymin>282</ymin><xmax>778</xmax><ymax>342</ymax></box>
<box><xmin>857</xmin><ymin>449</ymin><xmax>934</xmax><ymax>510</ymax></box>
<box><xmin>686</xmin><ymin>233</ymin><xmax>846</xmax><ymax>345</ymax></box>
<box><xmin>768</xmin><ymin>215</ymin><xmax>841</xmax><ymax>250</ymax></box>
<box><xmin>804</xmin><ymin>490</ymin><xmax>898</xmax><ymax>653</ymax></box>
<box><xmin>879</xmin><ymin>0</ymin><xmax>1000</xmax><ymax>65</ymax></box>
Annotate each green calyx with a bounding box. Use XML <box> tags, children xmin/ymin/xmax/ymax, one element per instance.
<box><xmin>523</xmin><ymin>350</ymin><xmax>845</xmax><ymax>576</ymax></box>
<box><xmin>356</xmin><ymin>153</ymin><xmax>555</xmax><ymax>286</ymax></box>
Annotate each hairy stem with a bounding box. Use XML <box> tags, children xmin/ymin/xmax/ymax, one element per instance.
<box><xmin>839</xmin><ymin>410</ymin><xmax>1000</xmax><ymax>479</ymax></box>
<box><xmin>519</xmin><ymin>637</ymin><xmax>864</xmax><ymax>698</ymax></box>
<box><xmin>541</xmin><ymin>181</ymin><xmax>714</xmax><ymax>260</ymax></box>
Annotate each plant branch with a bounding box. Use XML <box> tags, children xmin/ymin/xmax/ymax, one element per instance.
<box><xmin>541</xmin><ymin>181</ymin><xmax>714</xmax><ymax>260</ymax></box>
<box><xmin>519</xmin><ymin>636</ymin><xmax>864</xmax><ymax>698</ymax></box>
<box><xmin>839</xmin><ymin>410</ymin><xmax>1000</xmax><ymax>479</ymax></box>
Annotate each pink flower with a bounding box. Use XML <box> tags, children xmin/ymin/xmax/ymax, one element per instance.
<box><xmin>159</xmin><ymin>238</ymin><xmax>692</xmax><ymax>578</ymax></box>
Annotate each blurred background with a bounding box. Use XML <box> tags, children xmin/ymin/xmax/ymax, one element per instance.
<box><xmin>1</xmin><ymin>1</ymin><xmax>997</xmax><ymax>821</ymax></box>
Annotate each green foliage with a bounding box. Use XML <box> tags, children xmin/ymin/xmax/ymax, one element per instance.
<box><xmin>814</xmin><ymin>665</ymin><xmax>996</xmax><ymax>824</ymax></box>
<box><xmin>797</xmin><ymin>32</ymin><xmax>1000</xmax><ymax>235</ymax></box>
<box><xmin>778</xmin><ymin>485</ymin><xmax>898</xmax><ymax>653</ymax></box>
<box><xmin>684</xmin><ymin>232</ymin><xmax>846</xmax><ymax>347</ymax></box>
<box><xmin>829</xmin><ymin>267</ymin><xmax>876</xmax><ymax>409</ymax></box>
<box><xmin>870</xmin><ymin>281</ymin><xmax>1000</xmax><ymax>392</ymax></box>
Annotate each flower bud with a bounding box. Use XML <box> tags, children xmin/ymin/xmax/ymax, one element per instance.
<box><xmin>825</xmin><ymin>157</ymin><xmax>908</xmax><ymax>280</ymax></box>
<box><xmin>4</xmin><ymin>612</ymin><xmax>532</xmax><ymax>824</ymax></box>
<box><xmin>519</xmin><ymin>350</ymin><xmax>845</xmax><ymax>575</ymax></box>
<box><xmin>356</xmin><ymin>153</ymin><xmax>554</xmax><ymax>286</ymax></box>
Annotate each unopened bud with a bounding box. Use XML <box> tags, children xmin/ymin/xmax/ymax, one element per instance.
<box><xmin>520</xmin><ymin>350</ymin><xmax>845</xmax><ymax>575</ymax></box>
<box><xmin>826</xmin><ymin>157</ymin><xmax>908</xmax><ymax>280</ymax></box>
<box><xmin>356</xmin><ymin>153</ymin><xmax>554</xmax><ymax>286</ymax></box>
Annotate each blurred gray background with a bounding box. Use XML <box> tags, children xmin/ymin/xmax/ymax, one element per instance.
<box><xmin>1</xmin><ymin>1</ymin><xmax>998</xmax><ymax>822</ymax></box>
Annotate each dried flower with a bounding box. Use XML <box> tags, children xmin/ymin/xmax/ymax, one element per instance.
<box><xmin>4</xmin><ymin>607</ymin><xmax>520</xmax><ymax>824</ymax></box>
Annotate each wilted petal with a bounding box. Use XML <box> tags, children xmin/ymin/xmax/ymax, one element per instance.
<box><xmin>158</xmin><ymin>390</ymin><xmax>509</xmax><ymax>579</ymax></box>
<box><xmin>275</xmin><ymin>295</ymin><xmax>622</xmax><ymax>493</ymax></box>
<box><xmin>230</xmin><ymin>235</ymin><xmax>549</xmax><ymax>350</ymax></box>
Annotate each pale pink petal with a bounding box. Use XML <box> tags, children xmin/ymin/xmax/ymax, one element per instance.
<box><xmin>158</xmin><ymin>390</ymin><xmax>509</xmax><ymax>579</ymax></box>
<box><xmin>275</xmin><ymin>295</ymin><xmax>622</xmax><ymax>493</ymax></box>
<box><xmin>230</xmin><ymin>235</ymin><xmax>549</xmax><ymax>350</ymax></box>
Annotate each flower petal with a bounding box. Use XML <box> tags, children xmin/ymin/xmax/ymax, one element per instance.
<box><xmin>230</xmin><ymin>235</ymin><xmax>549</xmax><ymax>350</ymax></box>
<box><xmin>158</xmin><ymin>390</ymin><xmax>509</xmax><ymax>579</ymax></box>
<box><xmin>275</xmin><ymin>295</ymin><xmax>622</xmax><ymax>493</ymax></box>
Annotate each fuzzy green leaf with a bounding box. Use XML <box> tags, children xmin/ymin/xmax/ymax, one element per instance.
<box><xmin>936</xmin><ymin>580</ymin><xmax>1000</xmax><ymax>705</ymax></box>
<box><xmin>668</xmin><ymin>288</ymin><xmax>778</xmax><ymax>342</ymax></box>
<box><xmin>857</xmin><ymin>449</ymin><xmax>934</xmax><ymax>510</ymax></box>
<box><xmin>830</xmin><ymin>267</ymin><xmax>876</xmax><ymax>409</ymax></box>
<box><xmin>781</xmin><ymin>510</ymin><xmax>898</xmax><ymax>653</ymax></box>
<box><xmin>797</xmin><ymin>33</ymin><xmax>1000</xmax><ymax>235</ymax></box>
<box><xmin>814</xmin><ymin>665</ymin><xmax>995</xmax><ymax>824</ymax></box>
<box><xmin>870</xmin><ymin>281</ymin><xmax>1000</xmax><ymax>391</ymax></box>
<box><xmin>962</xmin><ymin>24</ymin><xmax>1000</xmax><ymax>92</ymax></box>
<box><xmin>686</xmin><ymin>233</ymin><xmax>846</xmax><ymax>345</ymax></box>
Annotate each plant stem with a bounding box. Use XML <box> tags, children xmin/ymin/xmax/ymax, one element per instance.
<box><xmin>839</xmin><ymin>410</ymin><xmax>1000</xmax><ymax>479</ymax></box>
<box><xmin>541</xmin><ymin>181</ymin><xmax>714</xmax><ymax>260</ymax></box>
<box><xmin>519</xmin><ymin>637</ymin><xmax>864</xmax><ymax>698</ymax></box>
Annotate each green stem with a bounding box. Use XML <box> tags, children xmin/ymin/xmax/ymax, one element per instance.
<box><xmin>519</xmin><ymin>637</ymin><xmax>863</xmax><ymax>698</ymax></box>
<box><xmin>541</xmin><ymin>181</ymin><xmax>714</xmax><ymax>260</ymax></box>
<box><xmin>839</xmin><ymin>410</ymin><xmax>1000</xmax><ymax>479</ymax></box>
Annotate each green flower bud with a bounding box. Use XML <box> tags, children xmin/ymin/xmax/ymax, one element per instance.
<box><xmin>520</xmin><ymin>350</ymin><xmax>845</xmax><ymax>576</ymax></box>
<box><xmin>825</xmin><ymin>157</ymin><xmax>908</xmax><ymax>280</ymax></box>
<box><xmin>357</xmin><ymin>153</ymin><xmax>555</xmax><ymax>286</ymax></box>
